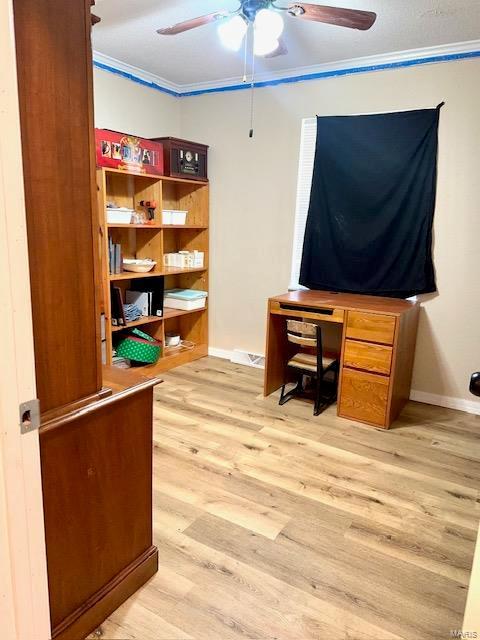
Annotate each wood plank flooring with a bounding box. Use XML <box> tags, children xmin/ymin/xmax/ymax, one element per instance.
<box><xmin>91</xmin><ymin>356</ymin><xmax>480</xmax><ymax>640</ymax></box>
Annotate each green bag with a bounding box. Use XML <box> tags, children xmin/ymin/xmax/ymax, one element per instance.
<box><xmin>116</xmin><ymin>328</ymin><xmax>162</xmax><ymax>364</ymax></box>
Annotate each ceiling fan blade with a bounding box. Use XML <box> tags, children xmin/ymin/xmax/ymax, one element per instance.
<box><xmin>157</xmin><ymin>11</ymin><xmax>230</xmax><ymax>35</ymax></box>
<box><xmin>287</xmin><ymin>3</ymin><xmax>377</xmax><ymax>30</ymax></box>
<box><xmin>264</xmin><ymin>37</ymin><xmax>288</xmax><ymax>58</ymax></box>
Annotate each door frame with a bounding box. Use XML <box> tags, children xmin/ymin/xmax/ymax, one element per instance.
<box><xmin>464</xmin><ymin>532</ymin><xmax>480</xmax><ymax>635</ymax></box>
<box><xmin>0</xmin><ymin>1</ymin><xmax>50</xmax><ymax>638</ymax></box>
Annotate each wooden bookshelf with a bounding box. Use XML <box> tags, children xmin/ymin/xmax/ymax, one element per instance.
<box><xmin>98</xmin><ymin>167</ymin><xmax>209</xmax><ymax>372</ymax></box>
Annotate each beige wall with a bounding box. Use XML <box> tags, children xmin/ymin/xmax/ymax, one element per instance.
<box><xmin>94</xmin><ymin>59</ymin><xmax>480</xmax><ymax>407</ymax></box>
<box><xmin>181</xmin><ymin>59</ymin><xmax>480</xmax><ymax>406</ymax></box>
<box><xmin>94</xmin><ymin>67</ymin><xmax>181</xmax><ymax>138</ymax></box>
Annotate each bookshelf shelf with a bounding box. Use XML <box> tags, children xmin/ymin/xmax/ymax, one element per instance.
<box><xmin>111</xmin><ymin>316</ymin><xmax>162</xmax><ymax>332</ymax></box>
<box><xmin>109</xmin><ymin>266</ymin><xmax>207</xmax><ymax>281</ymax></box>
<box><xmin>102</xmin><ymin>166</ymin><xmax>208</xmax><ymax>186</ymax></box>
<box><xmin>107</xmin><ymin>224</ymin><xmax>208</xmax><ymax>230</ymax></box>
<box><xmin>163</xmin><ymin>306</ymin><xmax>207</xmax><ymax>321</ymax></box>
<box><xmin>98</xmin><ymin>166</ymin><xmax>209</xmax><ymax>371</ymax></box>
<box><xmin>145</xmin><ymin>344</ymin><xmax>208</xmax><ymax>374</ymax></box>
<box><xmin>110</xmin><ymin>306</ymin><xmax>207</xmax><ymax>332</ymax></box>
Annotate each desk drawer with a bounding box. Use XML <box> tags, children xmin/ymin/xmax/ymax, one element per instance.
<box><xmin>346</xmin><ymin>311</ymin><xmax>396</xmax><ymax>345</ymax></box>
<box><xmin>270</xmin><ymin>301</ymin><xmax>344</xmax><ymax>324</ymax></box>
<box><xmin>343</xmin><ymin>340</ymin><xmax>392</xmax><ymax>375</ymax></box>
<box><xmin>339</xmin><ymin>368</ymin><xmax>389</xmax><ymax>427</ymax></box>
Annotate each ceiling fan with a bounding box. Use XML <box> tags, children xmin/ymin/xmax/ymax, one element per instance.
<box><xmin>157</xmin><ymin>1</ymin><xmax>377</xmax><ymax>57</ymax></box>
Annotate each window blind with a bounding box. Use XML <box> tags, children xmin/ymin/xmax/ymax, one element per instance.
<box><xmin>289</xmin><ymin>117</ymin><xmax>316</xmax><ymax>290</ymax></box>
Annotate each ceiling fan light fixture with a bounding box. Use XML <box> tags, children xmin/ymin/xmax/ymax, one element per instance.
<box><xmin>217</xmin><ymin>15</ymin><xmax>248</xmax><ymax>51</ymax></box>
<box><xmin>254</xmin><ymin>33</ymin><xmax>279</xmax><ymax>56</ymax></box>
<box><xmin>254</xmin><ymin>8</ymin><xmax>284</xmax><ymax>40</ymax></box>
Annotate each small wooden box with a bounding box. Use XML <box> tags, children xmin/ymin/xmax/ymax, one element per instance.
<box><xmin>151</xmin><ymin>137</ymin><xmax>208</xmax><ymax>182</ymax></box>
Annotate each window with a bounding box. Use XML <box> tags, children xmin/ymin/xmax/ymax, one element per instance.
<box><xmin>289</xmin><ymin>117</ymin><xmax>317</xmax><ymax>290</ymax></box>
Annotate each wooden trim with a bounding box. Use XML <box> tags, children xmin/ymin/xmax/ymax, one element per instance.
<box><xmin>41</xmin><ymin>387</ymin><xmax>112</xmax><ymax>423</ymax></box>
<box><xmin>464</xmin><ymin>527</ymin><xmax>480</xmax><ymax>635</ymax></box>
<box><xmin>40</xmin><ymin>376</ymin><xmax>161</xmax><ymax>436</ymax></box>
<box><xmin>85</xmin><ymin>0</ymin><xmax>104</xmax><ymax>395</ymax></box>
<box><xmin>52</xmin><ymin>546</ymin><xmax>158</xmax><ymax>640</ymax></box>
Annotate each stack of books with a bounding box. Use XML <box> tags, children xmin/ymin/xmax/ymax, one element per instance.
<box><xmin>163</xmin><ymin>251</ymin><xmax>204</xmax><ymax>268</ymax></box>
<box><xmin>112</xmin><ymin>355</ymin><xmax>130</xmax><ymax>369</ymax></box>
<box><xmin>126</xmin><ymin>280</ymin><xmax>164</xmax><ymax>318</ymax></box>
<box><xmin>108</xmin><ymin>237</ymin><xmax>122</xmax><ymax>274</ymax></box>
<box><xmin>164</xmin><ymin>289</ymin><xmax>208</xmax><ymax>311</ymax></box>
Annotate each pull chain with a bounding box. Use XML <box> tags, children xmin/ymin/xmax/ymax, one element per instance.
<box><xmin>249</xmin><ymin>25</ymin><xmax>255</xmax><ymax>138</ymax></box>
<box><xmin>242</xmin><ymin>23</ymin><xmax>249</xmax><ymax>83</ymax></box>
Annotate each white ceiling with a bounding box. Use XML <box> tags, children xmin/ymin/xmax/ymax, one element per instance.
<box><xmin>92</xmin><ymin>0</ymin><xmax>480</xmax><ymax>87</ymax></box>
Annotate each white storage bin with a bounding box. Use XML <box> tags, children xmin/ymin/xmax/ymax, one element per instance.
<box><xmin>172</xmin><ymin>210</ymin><xmax>187</xmax><ymax>225</ymax></box>
<box><xmin>164</xmin><ymin>297</ymin><xmax>206</xmax><ymax>311</ymax></box>
<box><xmin>162</xmin><ymin>210</ymin><xmax>173</xmax><ymax>225</ymax></box>
<box><xmin>106</xmin><ymin>207</ymin><xmax>135</xmax><ymax>224</ymax></box>
<box><xmin>162</xmin><ymin>209</ymin><xmax>187</xmax><ymax>225</ymax></box>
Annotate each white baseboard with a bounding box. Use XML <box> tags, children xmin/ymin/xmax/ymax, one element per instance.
<box><xmin>409</xmin><ymin>390</ymin><xmax>480</xmax><ymax>416</ymax></box>
<box><xmin>209</xmin><ymin>347</ymin><xmax>265</xmax><ymax>368</ymax></box>
<box><xmin>208</xmin><ymin>347</ymin><xmax>235</xmax><ymax>361</ymax></box>
<box><xmin>208</xmin><ymin>347</ymin><xmax>480</xmax><ymax>416</ymax></box>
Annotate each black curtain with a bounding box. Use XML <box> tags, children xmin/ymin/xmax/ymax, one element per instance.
<box><xmin>299</xmin><ymin>106</ymin><xmax>442</xmax><ymax>298</ymax></box>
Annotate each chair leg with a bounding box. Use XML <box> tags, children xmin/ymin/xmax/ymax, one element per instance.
<box><xmin>279</xmin><ymin>373</ymin><xmax>303</xmax><ymax>407</ymax></box>
<box><xmin>334</xmin><ymin>365</ymin><xmax>339</xmax><ymax>400</ymax></box>
<box><xmin>313</xmin><ymin>376</ymin><xmax>323</xmax><ymax>416</ymax></box>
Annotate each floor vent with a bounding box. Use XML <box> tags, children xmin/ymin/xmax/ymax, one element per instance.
<box><xmin>231</xmin><ymin>349</ymin><xmax>265</xmax><ymax>369</ymax></box>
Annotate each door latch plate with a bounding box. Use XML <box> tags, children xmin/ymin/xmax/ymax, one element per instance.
<box><xmin>19</xmin><ymin>399</ymin><xmax>40</xmax><ymax>434</ymax></box>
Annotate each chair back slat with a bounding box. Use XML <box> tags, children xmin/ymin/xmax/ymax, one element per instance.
<box><xmin>287</xmin><ymin>333</ymin><xmax>317</xmax><ymax>347</ymax></box>
<box><xmin>286</xmin><ymin>320</ymin><xmax>317</xmax><ymax>337</ymax></box>
<box><xmin>286</xmin><ymin>319</ymin><xmax>319</xmax><ymax>347</ymax></box>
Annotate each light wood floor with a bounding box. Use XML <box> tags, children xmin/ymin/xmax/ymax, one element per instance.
<box><xmin>92</xmin><ymin>356</ymin><xmax>480</xmax><ymax>640</ymax></box>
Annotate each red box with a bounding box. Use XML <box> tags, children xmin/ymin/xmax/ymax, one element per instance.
<box><xmin>95</xmin><ymin>129</ymin><xmax>164</xmax><ymax>175</ymax></box>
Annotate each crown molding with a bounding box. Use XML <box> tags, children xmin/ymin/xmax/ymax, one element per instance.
<box><xmin>93</xmin><ymin>40</ymin><xmax>480</xmax><ymax>98</ymax></box>
<box><xmin>93</xmin><ymin>52</ymin><xmax>181</xmax><ymax>97</ymax></box>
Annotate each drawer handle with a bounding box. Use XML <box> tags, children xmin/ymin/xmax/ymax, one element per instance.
<box><xmin>280</xmin><ymin>304</ymin><xmax>333</xmax><ymax>316</ymax></box>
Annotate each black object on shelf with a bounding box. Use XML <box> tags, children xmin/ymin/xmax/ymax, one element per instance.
<box><xmin>150</xmin><ymin>137</ymin><xmax>208</xmax><ymax>181</ymax></box>
<box><xmin>469</xmin><ymin>372</ymin><xmax>480</xmax><ymax>397</ymax></box>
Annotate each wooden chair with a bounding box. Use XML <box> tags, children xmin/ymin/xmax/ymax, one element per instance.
<box><xmin>279</xmin><ymin>320</ymin><xmax>340</xmax><ymax>416</ymax></box>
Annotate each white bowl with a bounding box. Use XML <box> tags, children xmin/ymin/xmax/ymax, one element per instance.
<box><xmin>122</xmin><ymin>259</ymin><xmax>156</xmax><ymax>273</ymax></box>
<box><xmin>165</xmin><ymin>332</ymin><xmax>181</xmax><ymax>347</ymax></box>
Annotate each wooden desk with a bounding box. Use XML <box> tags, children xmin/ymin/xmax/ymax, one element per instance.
<box><xmin>265</xmin><ymin>290</ymin><xmax>420</xmax><ymax>429</ymax></box>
